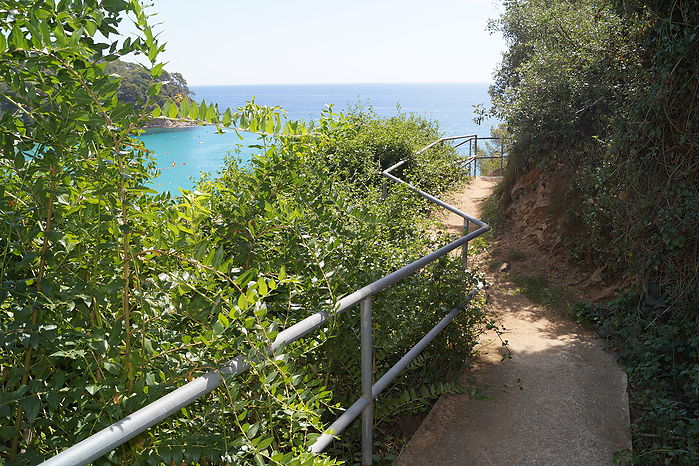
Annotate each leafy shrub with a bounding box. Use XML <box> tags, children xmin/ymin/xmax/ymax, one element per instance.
<box><xmin>578</xmin><ymin>292</ymin><xmax>699</xmax><ymax>464</ymax></box>
<box><xmin>490</xmin><ymin>0</ymin><xmax>647</xmax><ymax>169</ymax></box>
<box><xmin>105</xmin><ymin>59</ymin><xmax>193</xmax><ymax>111</ymax></box>
<box><xmin>197</xmin><ymin>108</ymin><xmax>488</xmax><ymax>462</ymax></box>
<box><xmin>0</xmin><ymin>3</ymin><xmax>488</xmax><ymax>464</ymax></box>
<box><xmin>315</xmin><ymin>106</ymin><xmax>465</xmax><ymax>196</ymax></box>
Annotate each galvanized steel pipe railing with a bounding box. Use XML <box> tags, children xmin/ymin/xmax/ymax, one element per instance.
<box><xmin>41</xmin><ymin>136</ymin><xmax>492</xmax><ymax>466</ymax></box>
<box><xmin>311</xmin><ymin>144</ymin><xmax>489</xmax><ymax>463</ymax></box>
<box><xmin>410</xmin><ymin>134</ymin><xmax>507</xmax><ymax>178</ymax></box>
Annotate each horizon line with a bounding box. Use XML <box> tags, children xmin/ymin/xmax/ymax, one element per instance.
<box><xmin>187</xmin><ymin>81</ymin><xmax>494</xmax><ymax>87</ymax></box>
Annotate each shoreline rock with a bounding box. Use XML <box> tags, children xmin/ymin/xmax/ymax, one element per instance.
<box><xmin>142</xmin><ymin>118</ymin><xmax>197</xmax><ymax>130</ymax></box>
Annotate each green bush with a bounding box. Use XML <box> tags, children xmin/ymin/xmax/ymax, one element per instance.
<box><xmin>316</xmin><ymin>106</ymin><xmax>465</xmax><ymax>196</ymax></box>
<box><xmin>0</xmin><ymin>4</ymin><xmax>488</xmax><ymax>464</ymax></box>
<box><xmin>490</xmin><ymin>0</ymin><xmax>647</xmax><ymax>168</ymax></box>
<box><xmin>578</xmin><ymin>293</ymin><xmax>699</xmax><ymax>463</ymax></box>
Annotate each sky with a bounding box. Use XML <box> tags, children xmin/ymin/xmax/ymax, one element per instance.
<box><xmin>126</xmin><ymin>0</ymin><xmax>505</xmax><ymax>86</ymax></box>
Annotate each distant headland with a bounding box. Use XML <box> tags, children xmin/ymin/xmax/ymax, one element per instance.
<box><xmin>105</xmin><ymin>60</ymin><xmax>195</xmax><ymax>129</ymax></box>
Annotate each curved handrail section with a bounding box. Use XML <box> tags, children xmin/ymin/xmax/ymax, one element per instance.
<box><xmin>41</xmin><ymin>136</ymin><xmax>491</xmax><ymax>466</ymax></box>
<box><xmin>416</xmin><ymin>134</ymin><xmax>477</xmax><ymax>154</ymax></box>
<box><xmin>415</xmin><ymin>134</ymin><xmax>506</xmax><ymax>178</ymax></box>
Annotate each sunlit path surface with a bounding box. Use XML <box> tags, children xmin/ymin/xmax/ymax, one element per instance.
<box><xmin>398</xmin><ymin>178</ymin><xmax>631</xmax><ymax>465</ymax></box>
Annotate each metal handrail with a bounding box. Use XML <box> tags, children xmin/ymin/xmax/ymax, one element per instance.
<box><xmin>41</xmin><ymin>136</ymin><xmax>491</xmax><ymax>466</ymax></box>
<box><xmin>310</xmin><ymin>158</ymin><xmax>489</xmax><ymax>463</ymax></box>
<box><xmin>416</xmin><ymin>134</ymin><xmax>477</xmax><ymax>154</ymax></box>
<box><xmin>435</xmin><ymin>134</ymin><xmax>507</xmax><ymax>177</ymax></box>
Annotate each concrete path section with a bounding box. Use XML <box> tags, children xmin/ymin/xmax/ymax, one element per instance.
<box><xmin>397</xmin><ymin>178</ymin><xmax>631</xmax><ymax>466</ymax></box>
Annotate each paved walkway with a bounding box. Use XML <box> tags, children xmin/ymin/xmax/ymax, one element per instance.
<box><xmin>397</xmin><ymin>177</ymin><xmax>631</xmax><ymax>465</ymax></box>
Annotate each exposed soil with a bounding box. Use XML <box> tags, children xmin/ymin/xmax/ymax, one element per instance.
<box><xmin>490</xmin><ymin>168</ymin><xmax>626</xmax><ymax>303</ymax></box>
<box><xmin>438</xmin><ymin>176</ymin><xmax>501</xmax><ymax>235</ymax></box>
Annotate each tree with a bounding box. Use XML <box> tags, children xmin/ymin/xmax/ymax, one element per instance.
<box><xmin>0</xmin><ymin>0</ymin><xmax>165</xmax><ymax>461</ymax></box>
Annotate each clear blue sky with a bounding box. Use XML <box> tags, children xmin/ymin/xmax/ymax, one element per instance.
<box><xmin>129</xmin><ymin>0</ymin><xmax>505</xmax><ymax>86</ymax></box>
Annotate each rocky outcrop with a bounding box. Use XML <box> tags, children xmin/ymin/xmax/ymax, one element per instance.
<box><xmin>502</xmin><ymin>168</ymin><xmax>623</xmax><ymax>301</ymax></box>
<box><xmin>142</xmin><ymin>118</ymin><xmax>197</xmax><ymax>129</ymax></box>
<box><xmin>505</xmin><ymin>168</ymin><xmax>563</xmax><ymax>254</ymax></box>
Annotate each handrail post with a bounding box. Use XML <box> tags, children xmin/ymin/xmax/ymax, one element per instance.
<box><xmin>462</xmin><ymin>219</ymin><xmax>469</xmax><ymax>269</ymax></box>
<box><xmin>360</xmin><ymin>297</ymin><xmax>373</xmax><ymax>466</ymax></box>
<box><xmin>382</xmin><ymin>180</ymin><xmax>387</xmax><ymax>200</ymax></box>
<box><xmin>500</xmin><ymin>138</ymin><xmax>504</xmax><ymax>173</ymax></box>
<box><xmin>474</xmin><ymin>136</ymin><xmax>478</xmax><ymax>177</ymax></box>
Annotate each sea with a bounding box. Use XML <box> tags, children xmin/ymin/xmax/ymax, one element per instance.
<box><xmin>141</xmin><ymin>83</ymin><xmax>497</xmax><ymax>193</ymax></box>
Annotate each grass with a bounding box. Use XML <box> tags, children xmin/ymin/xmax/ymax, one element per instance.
<box><xmin>479</xmin><ymin>191</ymin><xmax>504</xmax><ymax>230</ymax></box>
<box><xmin>505</xmin><ymin>249</ymin><xmax>526</xmax><ymax>262</ymax></box>
<box><xmin>510</xmin><ymin>272</ymin><xmax>575</xmax><ymax>317</ymax></box>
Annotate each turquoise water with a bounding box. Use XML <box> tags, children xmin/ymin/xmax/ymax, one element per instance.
<box><xmin>142</xmin><ymin>83</ymin><xmax>497</xmax><ymax>193</ymax></box>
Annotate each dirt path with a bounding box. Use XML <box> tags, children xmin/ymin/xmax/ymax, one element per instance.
<box><xmin>397</xmin><ymin>177</ymin><xmax>631</xmax><ymax>465</ymax></box>
<box><xmin>439</xmin><ymin>176</ymin><xmax>501</xmax><ymax>234</ymax></box>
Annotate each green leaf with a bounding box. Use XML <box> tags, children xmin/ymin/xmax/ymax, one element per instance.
<box><xmin>189</xmin><ymin>102</ymin><xmax>199</xmax><ymax>120</ymax></box>
<box><xmin>147</xmin><ymin>82</ymin><xmax>163</xmax><ymax>97</ymax></box>
<box><xmin>256</xmin><ymin>437</ymin><xmax>274</xmax><ymax>451</ymax></box>
<box><xmin>103</xmin><ymin>361</ymin><xmax>121</xmax><ymax>375</ymax></box>
<box><xmin>208</xmin><ymin>103</ymin><xmax>218</xmax><ymax>122</ymax></box>
<box><xmin>108</xmin><ymin>319</ymin><xmax>123</xmax><ymax>348</ymax></box>
<box><xmin>238</xmin><ymin>293</ymin><xmax>248</xmax><ymax>310</ymax></box>
<box><xmin>150</xmin><ymin>62</ymin><xmax>164</xmax><ymax>78</ymax></box>
<box><xmin>85</xmin><ymin>384</ymin><xmax>101</xmax><ymax>395</ymax></box>
<box><xmin>0</xmin><ymin>33</ymin><xmax>6</xmax><ymax>53</ymax></box>
<box><xmin>14</xmin><ymin>152</ymin><xmax>24</xmax><ymax>170</ymax></box>
<box><xmin>143</xmin><ymin>338</ymin><xmax>154</xmax><ymax>354</ymax></box>
<box><xmin>179</xmin><ymin>99</ymin><xmax>190</xmax><ymax>118</ymax></box>
<box><xmin>9</xmin><ymin>26</ymin><xmax>27</xmax><ymax>50</ymax></box>
<box><xmin>198</xmin><ymin>100</ymin><xmax>208</xmax><ymax>121</ymax></box>
<box><xmin>217</xmin><ymin>312</ymin><xmax>230</xmax><ymax>328</ymax></box>
<box><xmin>0</xmin><ymin>426</ymin><xmax>17</xmax><ymax>441</ymax></box>
<box><xmin>85</xmin><ymin>20</ymin><xmax>97</xmax><ymax>36</ymax></box>
<box><xmin>167</xmin><ymin>102</ymin><xmax>178</xmax><ymax>118</ymax></box>
<box><xmin>21</xmin><ymin>396</ymin><xmax>41</xmax><ymax>424</ymax></box>
<box><xmin>257</xmin><ymin>278</ymin><xmax>268</xmax><ymax>296</ymax></box>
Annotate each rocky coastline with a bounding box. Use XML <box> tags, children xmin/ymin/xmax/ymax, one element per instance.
<box><xmin>142</xmin><ymin>118</ymin><xmax>198</xmax><ymax>129</ymax></box>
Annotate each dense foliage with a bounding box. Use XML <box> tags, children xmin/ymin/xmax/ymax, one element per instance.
<box><xmin>0</xmin><ymin>1</ymin><xmax>487</xmax><ymax>464</ymax></box>
<box><xmin>578</xmin><ymin>292</ymin><xmax>698</xmax><ymax>464</ymax></box>
<box><xmin>0</xmin><ymin>58</ymin><xmax>191</xmax><ymax>115</ymax></box>
<box><xmin>490</xmin><ymin>0</ymin><xmax>698</xmax><ymax>462</ymax></box>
